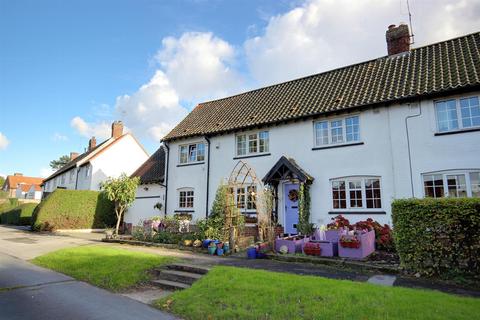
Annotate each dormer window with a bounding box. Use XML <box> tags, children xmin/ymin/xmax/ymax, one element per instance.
<box><xmin>236</xmin><ymin>131</ymin><xmax>269</xmax><ymax>156</ymax></box>
<box><xmin>179</xmin><ymin>142</ymin><xmax>205</xmax><ymax>164</ymax></box>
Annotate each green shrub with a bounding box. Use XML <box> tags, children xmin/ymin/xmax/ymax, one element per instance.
<box><xmin>0</xmin><ymin>198</ymin><xmax>19</xmax><ymax>216</ymax></box>
<box><xmin>392</xmin><ymin>198</ymin><xmax>480</xmax><ymax>278</ymax></box>
<box><xmin>31</xmin><ymin>189</ymin><xmax>115</xmax><ymax>231</ymax></box>
<box><xmin>0</xmin><ymin>203</ymin><xmax>37</xmax><ymax>225</ymax></box>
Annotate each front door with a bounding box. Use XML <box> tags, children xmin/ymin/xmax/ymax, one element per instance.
<box><xmin>284</xmin><ymin>183</ymin><xmax>300</xmax><ymax>234</ymax></box>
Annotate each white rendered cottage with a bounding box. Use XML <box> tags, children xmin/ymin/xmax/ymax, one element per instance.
<box><xmin>125</xmin><ymin>147</ymin><xmax>166</xmax><ymax>226</ymax></box>
<box><xmin>160</xmin><ymin>26</ymin><xmax>480</xmax><ymax>234</ymax></box>
<box><xmin>42</xmin><ymin>121</ymin><xmax>149</xmax><ymax>194</ymax></box>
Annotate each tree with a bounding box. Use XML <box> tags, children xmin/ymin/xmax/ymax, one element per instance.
<box><xmin>101</xmin><ymin>173</ymin><xmax>140</xmax><ymax>235</ymax></box>
<box><xmin>0</xmin><ymin>175</ymin><xmax>5</xmax><ymax>187</ymax></box>
<box><xmin>50</xmin><ymin>155</ymin><xmax>71</xmax><ymax>170</ymax></box>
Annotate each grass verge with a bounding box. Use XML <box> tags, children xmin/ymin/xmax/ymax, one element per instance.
<box><xmin>32</xmin><ymin>245</ymin><xmax>175</xmax><ymax>291</ymax></box>
<box><xmin>155</xmin><ymin>266</ymin><xmax>480</xmax><ymax>320</ymax></box>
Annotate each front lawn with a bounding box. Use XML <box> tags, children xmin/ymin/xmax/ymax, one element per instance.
<box><xmin>156</xmin><ymin>266</ymin><xmax>480</xmax><ymax>320</ymax></box>
<box><xmin>32</xmin><ymin>245</ymin><xmax>175</xmax><ymax>291</ymax></box>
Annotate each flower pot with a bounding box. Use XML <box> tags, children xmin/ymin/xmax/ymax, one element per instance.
<box><xmin>184</xmin><ymin>239</ymin><xmax>193</xmax><ymax>246</ymax></box>
<box><xmin>208</xmin><ymin>246</ymin><xmax>217</xmax><ymax>255</ymax></box>
<box><xmin>247</xmin><ymin>247</ymin><xmax>257</xmax><ymax>259</ymax></box>
<box><xmin>217</xmin><ymin>248</ymin><xmax>224</xmax><ymax>256</ymax></box>
<box><xmin>203</xmin><ymin>239</ymin><xmax>212</xmax><ymax>248</ymax></box>
<box><xmin>223</xmin><ymin>243</ymin><xmax>230</xmax><ymax>254</ymax></box>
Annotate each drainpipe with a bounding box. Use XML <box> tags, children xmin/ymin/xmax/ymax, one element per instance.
<box><xmin>205</xmin><ymin>136</ymin><xmax>211</xmax><ymax>218</ymax></box>
<box><xmin>404</xmin><ymin>101</ymin><xmax>422</xmax><ymax>198</ymax></box>
<box><xmin>163</xmin><ymin>142</ymin><xmax>170</xmax><ymax>217</ymax></box>
<box><xmin>75</xmin><ymin>167</ymin><xmax>80</xmax><ymax>190</ymax></box>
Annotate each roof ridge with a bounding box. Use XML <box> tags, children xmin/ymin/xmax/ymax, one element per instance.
<box><xmin>196</xmin><ymin>31</ymin><xmax>480</xmax><ymax>107</ymax></box>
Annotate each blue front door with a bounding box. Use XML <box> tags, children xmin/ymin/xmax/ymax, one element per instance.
<box><xmin>284</xmin><ymin>183</ymin><xmax>300</xmax><ymax>234</ymax></box>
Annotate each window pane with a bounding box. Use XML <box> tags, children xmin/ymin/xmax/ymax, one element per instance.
<box><xmin>259</xmin><ymin>131</ymin><xmax>269</xmax><ymax>153</ymax></box>
<box><xmin>470</xmin><ymin>172</ymin><xmax>480</xmax><ymax>197</ymax></box>
<box><xmin>436</xmin><ymin>100</ymin><xmax>458</xmax><ymax>132</ymax></box>
<box><xmin>197</xmin><ymin>143</ymin><xmax>205</xmax><ymax>161</ymax></box>
<box><xmin>248</xmin><ymin>134</ymin><xmax>258</xmax><ymax>153</ymax></box>
<box><xmin>247</xmin><ymin>186</ymin><xmax>257</xmax><ymax>209</ymax></box>
<box><xmin>180</xmin><ymin>146</ymin><xmax>188</xmax><ymax>163</ymax></box>
<box><xmin>348</xmin><ymin>180</ymin><xmax>362</xmax><ymax>208</ymax></box>
<box><xmin>460</xmin><ymin>97</ymin><xmax>480</xmax><ymax>128</ymax></box>
<box><xmin>332</xmin><ymin>181</ymin><xmax>346</xmax><ymax>209</ymax></box>
<box><xmin>236</xmin><ymin>135</ymin><xmax>246</xmax><ymax>156</ymax></box>
<box><xmin>179</xmin><ymin>191</ymin><xmax>186</xmax><ymax>208</ymax></box>
<box><xmin>423</xmin><ymin>174</ymin><xmax>444</xmax><ymax>198</ymax></box>
<box><xmin>236</xmin><ymin>187</ymin><xmax>245</xmax><ymax>209</ymax></box>
<box><xmin>345</xmin><ymin>116</ymin><xmax>360</xmax><ymax>142</ymax></box>
<box><xmin>447</xmin><ymin>174</ymin><xmax>467</xmax><ymax>198</ymax></box>
<box><xmin>188</xmin><ymin>144</ymin><xmax>197</xmax><ymax>162</ymax></box>
<box><xmin>330</xmin><ymin>120</ymin><xmax>343</xmax><ymax>143</ymax></box>
<box><xmin>315</xmin><ymin>121</ymin><xmax>329</xmax><ymax>145</ymax></box>
<box><xmin>365</xmin><ymin>178</ymin><xmax>381</xmax><ymax>208</ymax></box>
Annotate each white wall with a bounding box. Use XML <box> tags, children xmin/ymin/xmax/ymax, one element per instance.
<box><xmin>166</xmin><ymin>91</ymin><xmax>480</xmax><ymax>228</ymax></box>
<box><xmin>90</xmin><ymin>134</ymin><xmax>149</xmax><ymax>190</ymax></box>
<box><xmin>124</xmin><ymin>184</ymin><xmax>165</xmax><ymax>225</ymax></box>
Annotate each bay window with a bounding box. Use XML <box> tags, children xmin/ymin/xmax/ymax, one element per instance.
<box><xmin>331</xmin><ymin>177</ymin><xmax>382</xmax><ymax>210</ymax></box>
<box><xmin>435</xmin><ymin>96</ymin><xmax>480</xmax><ymax>132</ymax></box>
<box><xmin>315</xmin><ymin>115</ymin><xmax>360</xmax><ymax>146</ymax></box>
<box><xmin>179</xmin><ymin>142</ymin><xmax>205</xmax><ymax>164</ymax></box>
<box><xmin>423</xmin><ymin>170</ymin><xmax>480</xmax><ymax>198</ymax></box>
<box><xmin>236</xmin><ymin>131</ymin><xmax>269</xmax><ymax>156</ymax></box>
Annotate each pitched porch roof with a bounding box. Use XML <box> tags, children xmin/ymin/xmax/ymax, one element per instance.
<box><xmin>262</xmin><ymin>156</ymin><xmax>313</xmax><ymax>184</ymax></box>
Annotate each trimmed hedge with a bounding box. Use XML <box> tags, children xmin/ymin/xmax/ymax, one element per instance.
<box><xmin>32</xmin><ymin>189</ymin><xmax>115</xmax><ymax>231</ymax></box>
<box><xmin>0</xmin><ymin>203</ymin><xmax>37</xmax><ymax>225</ymax></box>
<box><xmin>392</xmin><ymin>198</ymin><xmax>480</xmax><ymax>278</ymax></box>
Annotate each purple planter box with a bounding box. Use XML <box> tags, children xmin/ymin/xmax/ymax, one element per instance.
<box><xmin>302</xmin><ymin>240</ymin><xmax>338</xmax><ymax>257</ymax></box>
<box><xmin>275</xmin><ymin>236</ymin><xmax>310</xmax><ymax>254</ymax></box>
<box><xmin>338</xmin><ymin>230</ymin><xmax>375</xmax><ymax>259</ymax></box>
<box><xmin>325</xmin><ymin>230</ymin><xmax>341</xmax><ymax>243</ymax></box>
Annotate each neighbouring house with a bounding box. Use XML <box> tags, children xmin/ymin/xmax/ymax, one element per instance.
<box><xmin>161</xmin><ymin>25</ymin><xmax>480</xmax><ymax>234</ymax></box>
<box><xmin>2</xmin><ymin>173</ymin><xmax>43</xmax><ymax>198</ymax></box>
<box><xmin>124</xmin><ymin>147</ymin><xmax>166</xmax><ymax>226</ymax></box>
<box><xmin>42</xmin><ymin>121</ymin><xmax>149</xmax><ymax>195</ymax></box>
<box><xmin>26</xmin><ymin>184</ymin><xmax>43</xmax><ymax>200</ymax></box>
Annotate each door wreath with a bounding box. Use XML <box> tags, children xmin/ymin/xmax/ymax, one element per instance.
<box><xmin>288</xmin><ymin>189</ymin><xmax>299</xmax><ymax>202</ymax></box>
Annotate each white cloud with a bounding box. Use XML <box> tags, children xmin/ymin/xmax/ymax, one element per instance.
<box><xmin>52</xmin><ymin>132</ymin><xmax>68</xmax><ymax>142</ymax></box>
<box><xmin>156</xmin><ymin>32</ymin><xmax>243</xmax><ymax>102</ymax></box>
<box><xmin>116</xmin><ymin>70</ymin><xmax>188</xmax><ymax>141</ymax></box>
<box><xmin>70</xmin><ymin>116</ymin><xmax>111</xmax><ymax>140</ymax></box>
<box><xmin>0</xmin><ymin>132</ymin><xmax>9</xmax><ymax>150</ymax></box>
<box><xmin>40</xmin><ymin>167</ymin><xmax>55</xmax><ymax>178</ymax></box>
<box><xmin>244</xmin><ymin>0</ymin><xmax>480</xmax><ymax>86</ymax></box>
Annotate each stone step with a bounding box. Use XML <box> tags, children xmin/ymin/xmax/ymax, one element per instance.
<box><xmin>158</xmin><ymin>269</ymin><xmax>203</xmax><ymax>285</ymax></box>
<box><xmin>165</xmin><ymin>263</ymin><xmax>210</xmax><ymax>275</ymax></box>
<box><xmin>151</xmin><ymin>279</ymin><xmax>191</xmax><ymax>291</ymax></box>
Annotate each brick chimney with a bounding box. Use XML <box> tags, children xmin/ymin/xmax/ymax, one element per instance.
<box><xmin>14</xmin><ymin>173</ymin><xmax>23</xmax><ymax>176</ymax></box>
<box><xmin>386</xmin><ymin>24</ymin><xmax>411</xmax><ymax>55</ymax></box>
<box><xmin>70</xmin><ymin>152</ymin><xmax>79</xmax><ymax>160</ymax></box>
<box><xmin>88</xmin><ymin>137</ymin><xmax>96</xmax><ymax>151</ymax></box>
<box><xmin>111</xmin><ymin>121</ymin><xmax>124</xmax><ymax>139</ymax></box>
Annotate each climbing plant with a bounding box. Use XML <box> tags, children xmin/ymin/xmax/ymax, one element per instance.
<box><xmin>297</xmin><ymin>183</ymin><xmax>314</xmax><ymax>235</ymax></box>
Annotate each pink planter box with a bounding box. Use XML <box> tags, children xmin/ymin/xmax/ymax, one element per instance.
<box><xmin>302</xmin><ymin>240</ymin><xmax>338</xmax><ymax>257</ymax></box>
<box><xmin>338</xmin><ymin>230</ymin><xmax>375</xmax><ymax>259</ymax></box>
<box><xmin>275</xmin><ymin>236</ymin><xmax>310</xmax><ymax>254</ymax></box>
<box><xmin>325</xmin><ymin>230</ymin><xmax>341</xmax><ymax>242</ymax></box>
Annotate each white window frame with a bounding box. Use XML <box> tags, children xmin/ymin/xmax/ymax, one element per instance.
<box><xmin>179</xmin><ymin>142</ymin><xmax>205</xmax><ymax>164</ymax></box>
<box><xmin>231</xmin><ymin>185</ymin><xmax>257</xmax><ymax>212</ymax></box>
<box><xmin>422</xmin><ymin>169</ymin><xmax>480</xmax><ymax>198</ymax></box>
<box><xmin>314</xmin><ymin>114</ymin><xmax>361</xmax><ymax>147</ymax></box>
<box><xmin>178</xmin><ymin>188</ymin><xmax>194</xmax><ymax>209</ymax></box>
<box><xmin>235</xmin><ymin>131</ymin><xmax>269</xmax><ymax>156</ymax></box>
<box><xmin>435</xmin><ymin>96</ymin><xmax>480</xmax><ymax>133</ymax></box>
<box><xmin>330</xmin><ymin>176</ymin><xmax>383</xmax><ymax>211</ymax></box>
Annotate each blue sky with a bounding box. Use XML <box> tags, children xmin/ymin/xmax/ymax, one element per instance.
<box><xmin>1</xmin><ymin>0</ymin><xmax>479</xmax><ymax>178</ymax></box>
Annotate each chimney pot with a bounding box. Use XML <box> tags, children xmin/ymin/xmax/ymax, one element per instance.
<box><xmin>88</xmin><ymin>137</ymin><xmax>97</xmax><ymax>151</ymax></box>
<box><xmin>14</xmin><ymin>173</ymin><xmax>23</xmax><ymax>176</ymax></box>
<box><xmin>70</xmin><ymin>152</ymin><xmax>79</xmax><ymax>160</ymax></box>
<box><xmin>386</xmin><ymin>24</ymin><xmax>410</xmax><ymax>55</ymax></box>
<box><xmin>111</xmin><ymin>121</ymin><xmax>124</xmax><ymax>139</ymax></box>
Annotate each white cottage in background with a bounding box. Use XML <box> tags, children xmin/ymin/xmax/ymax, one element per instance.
<box><xmin>161</xmin><ymin>26</ymin><xmax>480</xmax><ymax>234</ymax></box>
<box><xmin>26</xmin><ymin>184</ymin><xmax>42</xmax><ymax>200</ymax></box>
<box><xmin>124</xmin><ymin>147</ymin><xmax>166</xmax><ymax>226</ymax></box>
<box><xmin>42</xmin><ymin>121</ymin><xmax>149</xmax><ymax>194</ymax></box>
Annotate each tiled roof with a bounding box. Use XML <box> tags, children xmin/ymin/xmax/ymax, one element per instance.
<box><xmin>3</xmin><ymin>176</ymin><xmax>43</xmax><ymax>191</ymax></box>
<box><xmin>131</xmin><ymin>147</ymin><xmax>166</xmax><ymax>184</ymax></box>
<box><xmin>164</xmin><ymin>32</ymin><xmax>480</xmax><ymax>141</ymax></box>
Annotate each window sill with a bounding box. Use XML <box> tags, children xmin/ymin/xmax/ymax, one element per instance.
<box><xmin>312</xmin><ymin>142</ymin><xmax>364</xmax><ymax>151</ymax></box>
<box><xmin>328</xmin><ymin>210</ymin><xmax>386</xmax><ymax>215</ymax></box>
<box><xmin>233</xmin><ymin>153</ymin><xmax>271</xmax><ymax>160</ymax></box>
<box><xmin>174</xmin><ymin>209</ymin><xmax>195</xmax><ymax>213</ymax></box>
<box><xmin>177</xmin><ymin>162</ymin><xmax>205</xmax><ymax>167</ymax></box>
<box><xmin>434</xmin><ymin>127</ymin><xmax>480</xmax><ymax>136</ymax></box>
